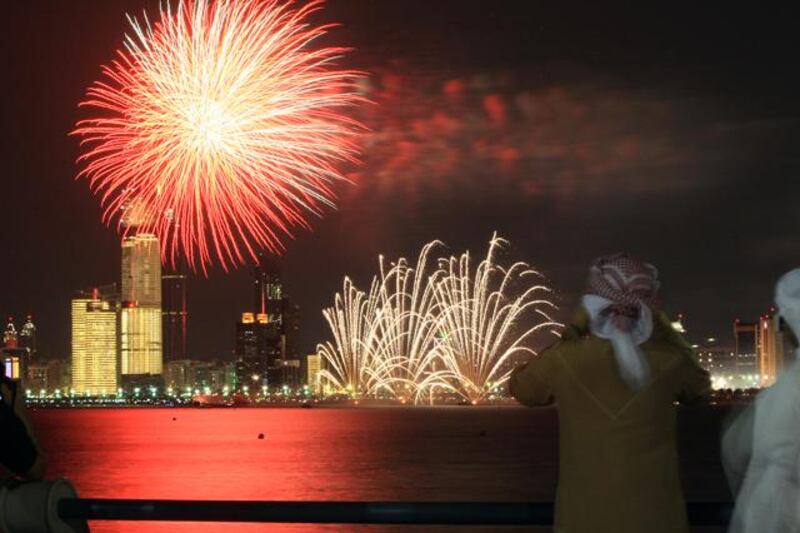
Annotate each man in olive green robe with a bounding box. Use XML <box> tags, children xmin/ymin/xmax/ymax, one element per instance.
<box><xmin>510</xmin><ymin>254</ymin><xmax>710</xmax><ymax>533</ymax></box>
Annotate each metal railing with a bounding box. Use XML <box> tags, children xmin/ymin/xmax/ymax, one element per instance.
<box><xmin>58</xmin><ymin>499</ymin><xmax>734</xmax><ymax>526</ymax></box>
<box><xmin>0</xmin><ymin>481</ymin><xmax>734</xmax><ymax>531</ymax></box>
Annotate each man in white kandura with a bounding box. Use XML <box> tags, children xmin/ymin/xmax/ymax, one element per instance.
<box><xmin>722</xmin><ymin>268</ymin><xmax>800</xmax><ymax>533</ymax></box>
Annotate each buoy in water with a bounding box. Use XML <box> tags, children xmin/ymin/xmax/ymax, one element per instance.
<box><xmin>257</xmin><ymin>433</ymin><xmax>265</xmax><ymax>439</ymax></box>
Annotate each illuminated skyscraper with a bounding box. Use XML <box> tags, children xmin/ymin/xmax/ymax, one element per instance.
<box><xmin>71</xmin><ymin>287</ymin><xmax>119</xmax><ymax>395</ymax></box>
<box><xmin>120</xmin><ymin>233</ymin><xmax>163</xmax><ymax>376</ymax></box>
<box><xmin>3</xmin><ymin>317</ymin><xmax>17</xmax><ymax>347</ymax></box>
<box><xmin>162</xmin><ymin>262</ymin><xmax>187</xmax><ymax>363</ymax></box>
<box><xmin>306</xmin><ymin>354</ymin><xmax>322</xmax><ymax>393</ymax></box>
<box><xmin>758</xmin><ymin>313</ymin><xmax>787</xmax><ymax>387</ymax></box>
<box><xmin>242</xmin><ymin>256</ymin><xmax>302</xmax><ymax>390</ymax></box>
<box><xmin>2</xmin><ymin>317</ymin><xmax>28</xmax><ymax>382</ymax></box>
<box><xmin>19</xmin><ymin>315</ymin><xmax>36</xmax><ymax>356</ymax></box>
<box><xmin>234</xmin><ymin>312</ymin><xmax>281</xmax><ymax>390</ymax></box>
<box><xmin>733</xmin><ymin>320</ymin><xmax>759</xmax><ymax>388</ymax></box>
<box><xmin>253</xmin><ymin>254</ymin><xmax>284</xmax><ymax>323</ymax></box>
<box><xmin>2</xmin><ymin>352</ymin><xmax>21</xmax><ymax>381</ymax></box>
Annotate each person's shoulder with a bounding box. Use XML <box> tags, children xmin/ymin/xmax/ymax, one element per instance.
<box><xmin>559</xmin><ymin>306</ymin><xmax>591</xmax><ymax>341</ymax></box>
<box><xmin>544</xmin><ymin>307</ymin><xmax>609</xmax><ymax>361</ymax></box>
<box><xmin>0</xmin><ymin>375</ymin><xmax>17</xmax><ymax>393</ymax></box>
<box><xmin>0</xmin><ymin>375</ymin><xmax>12</xmax><ymax>394</ymax></box>
<box><xmin>643</xmin><ymin>313</ymin><xmax>698</xmax><ymax>370</ymax></box>
<box><xmin>647</xmin><ymin>312</ymin><xmax>692</xmax><ymax>348</ymax></box>
<box><xmin>544</xmin><ymin>331</ymin><xmax>603</xmax><ymax>362</ymax></box>
<box><xmin>0</xmin><ymin>377</ymin><xmax>13</xmax><ymax>410</ymax></box>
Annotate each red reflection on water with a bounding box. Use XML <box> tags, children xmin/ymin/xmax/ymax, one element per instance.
<box><xmin>30</xmin><ymin>407</ymin><xmax>557</xmax><ymax>533</ymax></box>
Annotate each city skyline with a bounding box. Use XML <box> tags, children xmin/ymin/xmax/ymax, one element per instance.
<box><xmin>1</xmin><ymin>5</ymin><xmax>796</xmax><ymax>532</ymax></box>
<box><xmin>1</xmin><ymin>1</ymin><xmax>798</xmax><ymax>361</ymax></box>
<box><xmin>0</xmin><ymin>243</ymin><xmax>789</xmax><ymax>363</ymax></box>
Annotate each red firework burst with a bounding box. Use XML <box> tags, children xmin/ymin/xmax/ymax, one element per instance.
<box><xmin>73</xmin><ymin>0</ymin><xmax>363</xmax><ymax>272</ymax></box>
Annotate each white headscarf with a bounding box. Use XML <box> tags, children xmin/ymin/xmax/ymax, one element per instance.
<box><xmin>582</xmin><ymin>254</ymin><xmax>659</xmax><ymax>390</ymax></box>
<box><xmin>722</xmin><ymin>268</ymin><xmax>800</xmax><ymax>533</ymax></box>
<box><xmin>582</xmin><ymin>294</ymin><xmax>654</xmax><ymax>389</ymax></box>
<box><xmin>776</xmin><ymin>268</ymin><xmax>800</xmax><ymax>352</ymax></box>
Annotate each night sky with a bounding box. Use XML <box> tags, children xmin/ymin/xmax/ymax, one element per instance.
<box><xmin>1</xmin><ymin>1</ymin><xmax>798</xmax><ymax>360</ymax></box>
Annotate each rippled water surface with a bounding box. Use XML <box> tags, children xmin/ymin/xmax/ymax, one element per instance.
<box><xmin>29</xmin><ymin>406</ymin><xmax>730</xmax><ymax>532</ymax></box>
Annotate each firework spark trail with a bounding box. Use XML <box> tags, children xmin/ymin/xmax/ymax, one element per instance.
<box><xmin>317</xmin><ymin>234</ymin><xmax>562</xmax><ymax>403</ymax></box>
<box><xmin>74</xmin><ymin>0</ymin><xmax>363</xmax><ymax>272</ymax></box>
<box><xmin>316</xmin><ymin>277</ymin><xmax>392</xmax><ymax>397</ymax></box>
<box><xmin>430</xmin><ymin>234</ymin><xmax>562</xmax><ymax>403</ymax></box>
<box><xmin>316</xmin><ymin>243</ymin><xmax>445</xmax><ymax>398</ymax></box>
<box><xmin>370</xmin><ymin>242</ymin><xmax>445</xmax><ymax>398</ymax></box>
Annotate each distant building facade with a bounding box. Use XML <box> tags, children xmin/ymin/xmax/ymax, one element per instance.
<box><xmin>2</xmin><ymin>350</ymin><xmax>23</xmax><ymax>381</ymax></box>
<box><xmin>758</xmin><ymin>313</ymin><xmax>789</xmax><ymax>387</ymax></box>
<box><xmin>19</xmin><ymin>316</ymin><xmax>36</xmax><ymax>356</ymax></box>
<box><xmin>25</xmin><ymin>362</ymin><xmax>48</xmax><ymax>394</ymax></box>
<box><xmin>234</xmin><ymin>256</ymin><xmax>302</xmax><ymax>392</ymax></box>
<box><xmin>47</xmin><ymin>358</ymin><xmax>70</xmax><ymax>392</ymax></box>
<box><xmin>165</xmin><ymin>359</ymin><xmax>235</xmax><ymax>392</ymax></box>
<box><xmin>3</xmin><ymin>317</ymin><xmax>18</xmax><ymax>347</ymax></box>
<box><xmin>71</xmin><ymin>287</ymin><xmax>119</xmax><ymax>395</ymax></box>
<box><xmin>694</xmin><ymin>337</ymin><xmax>737</xmax><ymax>389</ymax></box>
<box><xmin>120</xmin><ymin>233</ymin><xmax>163</xmax><ymax>377</ymax></box>
<box><xmin>162</xmin><ymin>262</ymin><xmax>187</xmax><ymax>363</ymax></box>
<box><xmin>234</xmin><ymin>312</ymin><xmax>281</xmax><ymax>390</ymax></box>
<box><xmin>733</xmin><ymin>320</ymin><xmax>760</xmax><ymax>389</ymax></box>
<box><xmin>306</xmin><ymin>354</ymin><xmax>322</xmax><ymax>393</ymax></box>
<box><xmin>2</xmin><ymin>315</ymin><xmax>39</xmax><ymax>384</ymax></box>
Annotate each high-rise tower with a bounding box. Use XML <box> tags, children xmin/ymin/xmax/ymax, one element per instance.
<box><xmin>253</xmin><ymin>253</ymin><xmax>284</xmax><ymax>323</ymax></box>
<box><xmin>733</xmin><ymin>320</ymin><xmax>759</xmax><ymax>389</ymax></box>
<box><xmin>19</xmin><ymin>315</ymin><xmax>36</xmax><ymax>356</ymax></box>
<box><xmin>162</xmin><ymin>261</ymin><xmax>187</xmax><ymax>363</ymax></box>
<box><xmin>120</xmin><ymin>233</ymin><xmax>163</xmax><ymax>376</ymax></box>
<box><xmin>71</xmin><ymin>286</ymin><xmax>119</xmax><ymax>395</ymax></box>
<box><xmin>3</xmin><ymin>317</ymin><xmax>17</xmax><ymax>348</ymax></box>
<box><xmin>237</xmin><ymin>255</ymin><xmax>302</xmax><ymax>391</ymax></box>
<box><xmin>758</xmin><ymin>312</ymin><xmax>788</xmax><ymax>387</ymax></box>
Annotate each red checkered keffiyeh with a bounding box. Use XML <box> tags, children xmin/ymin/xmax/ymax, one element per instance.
<box><xmin>588</xmin><ymin>254</ymin><xmax>659</xmax><ymax>332</ymax></box>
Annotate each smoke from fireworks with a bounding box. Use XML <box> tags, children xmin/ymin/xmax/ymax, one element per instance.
<box><xmin>317</xmin><ymin>234</ymin><xmax>562</xmax><ymax>404</ymax></box>
<box><xmin>73</xmin><ymin>0</ymin><xmax>363</xmax><ymax>272</ymax></box>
